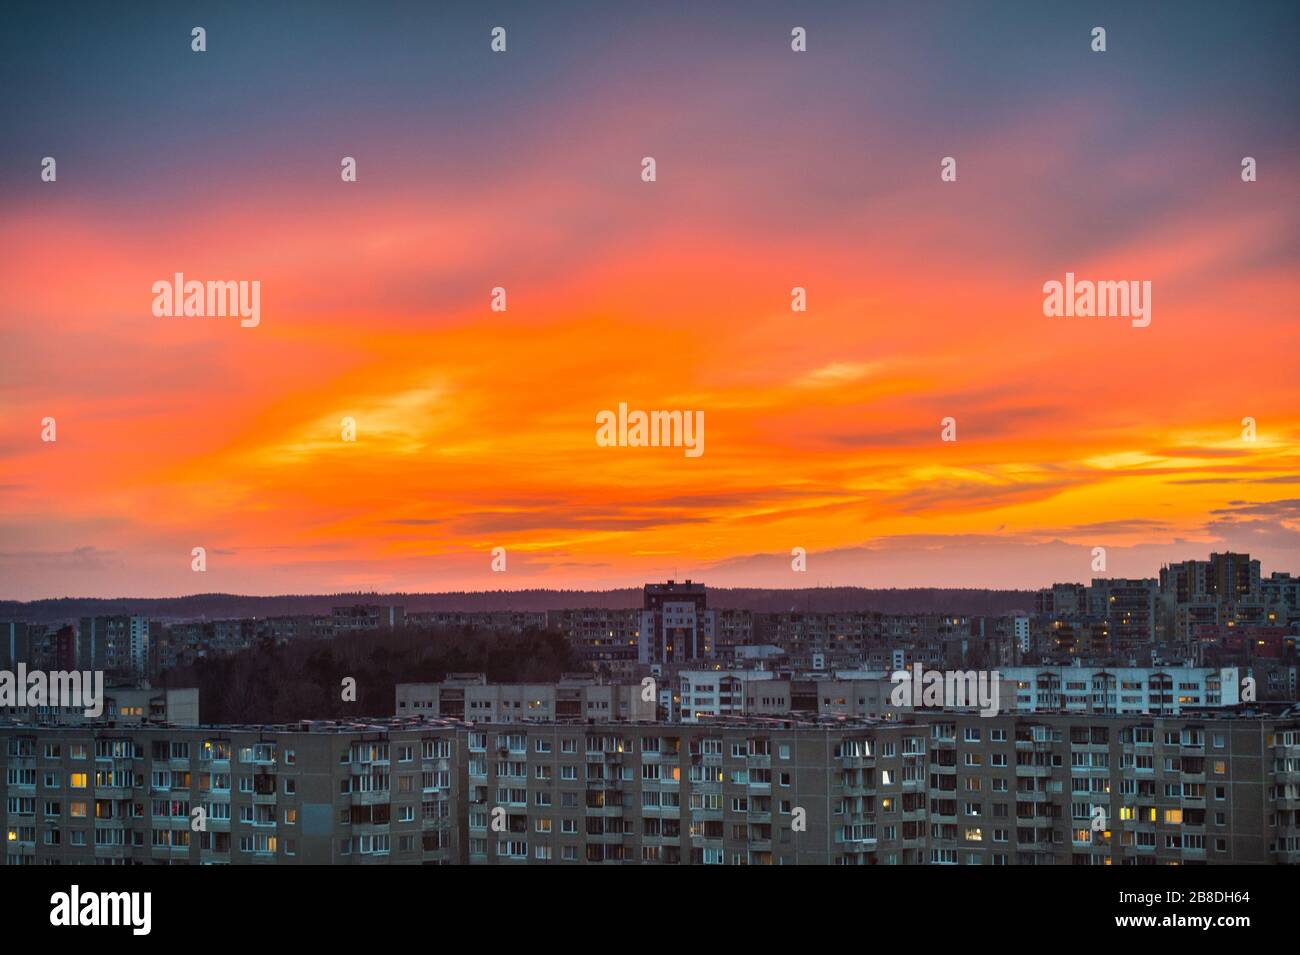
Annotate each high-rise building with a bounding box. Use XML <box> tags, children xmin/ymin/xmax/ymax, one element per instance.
<box><xmin>638</xmin><ymin>580</ymin><xmax>714</xmax><ymax>665</ymax></box>
<box><xmin>77</xmin><ymin>616</ymin><xmax>157</xmax><ymax>679</ymax></box>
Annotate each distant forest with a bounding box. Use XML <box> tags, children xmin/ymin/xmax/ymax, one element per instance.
<box><xmin>2</xmin><ymin>587</ymin><xmax>1034</xmax><ymax>624</ymax></box>
<box><xmin>157</xmin><ymin>626</ymin><xmax>581</xmax><ymax>725</ymax></box>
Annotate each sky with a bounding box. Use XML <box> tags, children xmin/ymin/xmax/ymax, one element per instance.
<box><xmin>1</xmin><ymin>1</ymin><xmax>1298</xmax><ymax>599</ymax></box>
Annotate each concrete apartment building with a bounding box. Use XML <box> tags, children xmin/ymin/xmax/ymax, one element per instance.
<box><xmin>462</xmin><ymin>710</ymin><xmax>1299</xmax><ymax>866</ymax></box>
<box><xmin>407</xmin><ymin>611</ymin><xmax>547</xmax><ymax>633</ymax></box>
<box><xmin>639</xmin><ymin>580</ymin><xmax>714</xmax><ymax>665</ymax></box>
<box><xmin>674</xmin><ymin>669</ymin><xmax>1019</xmax><ymax>723</ymax></box>
<box><xmin>1087</xmin><ymin>577</ymin><xmax>1160</xmax><ymax>648</ymax></box>
<box><xmin>78</xmin><ymin>616</ymin><xmax>159</xmax><ymax>679</ymax></box>
<box><xmin>332</xmin><ymin>604</ymin><xmax>405</xmax><ymax>634</ymax></box>
<box><xmin>1</xmin><ymin>621</ymin><xmax>33</xmax><ymax>670</ymax></box>
<box><xmin>1001</xmin><ymin>666</ymin><xmax>1241</xmax><ymax>715</ymax></box>
<box><xmin>2</xmin><ymin>718</ymin><xmax>461</xmax><ymax>866</ymax></box>
<box><xmin>0</xmin><ymin>686</ymin><xmax>199</xmax><ymax>727</ymax></box>
<box><xmin>7</xmin><ymin>709</ymin><xmax>1300</xmax><ymax>865</ymax></box>
<box><xmin>1160</xmin><ymin>553</ymin><xmax>1270</xmax><ymax>640</ymax></box>
<box><xmin>545</xmin><ymin>608</ymin><xmax>641</xmax><ymax>679</ymax></box>
<box><xmin>395</xmin><ymin>673</ymin><xmax>655</xmax><ymax>723</ymax></box>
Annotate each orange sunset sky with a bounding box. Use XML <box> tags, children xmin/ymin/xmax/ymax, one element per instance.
<box><xmin>1</xmin><ymin>3</ymin><xmax>1298</xmax><ymax>599</ymax></box>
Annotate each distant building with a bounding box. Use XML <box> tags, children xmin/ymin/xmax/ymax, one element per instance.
<box><xmin>0</xmin><ymin>686</ymin><xmax>199</xmax><ymax>727</ymax></box>
<box><xmin>395</xmin><ymin>673</ymin><xmax>654</xmax><ymax>723</ymax></box>
<box><xmin>331</xmin><ymin>605</ymin><xmax>404</xmax><ymax>634</ymax></box>
<box><xmin>78</xmin><ymin>616</ymin><xmax>158</xmax><ymax>679</ymax></box>
<box><xmin>1001</xmin><ymin>665</ymin><xmax>1240</xmax><ymax>715</ymax></box>
<box><xmin>546</xmin><ymin>608</ymin><xmax>640</xmax><ymax>678</ymax></box>
<box><xmin>639</xmin><ymin>581</ymin><xmax>713</xmax><ymax>665</ymax></box>
<box><xmin>0</xmin><ymin>622</ymin><xmax>31</xmax><ymax>670</ymax></box>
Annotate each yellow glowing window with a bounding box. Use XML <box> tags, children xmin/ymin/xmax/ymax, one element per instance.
<box><xmin>1165</xmin><ymin>809</ymin><xmax>1183</xmax><ymax>824</ymax></box>
<box><xmin>284</xmin><ymin>809</ymin><xmax>297</xmax><ymax>825</ymax></box>
<box><xmin>1120</xmin><ymin>807</ymin><xmax>1135</xmax><ymax>820</ymax></box>
<box><xmin>1214</xmin><ymin>761</ymin><xmax>1226</xmax><ymax>774</ymax></box>
<box><xmin>70</xmin><ymin>773</ymin><xmax>87</xmax><ymax>789</ymax></box>
<box><xmin>6</xmin><ymin>830</ymin><xmax>15</xmax><ymax>842</ymax></box>
<box><xmin>1147</xmin><ymin>808</ymin><xmax>1157</xmax><ymax>822</ymax></box>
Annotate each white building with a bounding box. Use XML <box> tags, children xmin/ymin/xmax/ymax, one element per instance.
<box><xmin>675</xmin><ymin>669</ymin><xmax>774</xmax><ymax>722</ymax></box>
<box><xmin>1000</xmin><ymin>665</ymin><xmax>1241</xmax><ymax>715</ymax></box>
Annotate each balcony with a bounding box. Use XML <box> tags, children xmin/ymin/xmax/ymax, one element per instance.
<box><xmin>1015</xmin><ymin>764</ymin><xmax>1053</xmax><ymax>778</ymax></box>
<box><xmin>1016</xmin><ymin>739</ymin><xmax>1054</xmax><ymax>752</ymax></box>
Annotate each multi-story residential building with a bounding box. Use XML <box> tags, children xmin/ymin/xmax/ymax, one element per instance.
<box><xmin>0</xmin><ymin>687</ymin><xmax>199</xmax><ymax>727</ymax></box>
<box><xmin>5</xmin><ymin>710</ymin><xmax>1298</xmax><ymax>865</ymax></box>
<box><xmin>395</xmin><ymin>674</ymin><xmax>655</xmax><ymax>723</ymax></box>
<box><xmin>1088</xmin><ymin>577</ymin><xmax>1160</xmax><ymax>648</ymax></box>
<box><xmin>1044</xmin><ymin>617</ymin><xmax>1112</xmax><ymax>658</ymax></box>
<box><xmin>712</xmin><ymin>609</ymin><xmax>755</xmax><ymax>663</ymax></box>
<box><xmin>0</xmin><ymin>622</ymin><xmax>32</xmax><ymax>670</ymax></box>
<box><xmin>1263</xmin><ymin>573</ymin><xmax>1300</xmax><ymax>622</ymax></box>
<box><xmin>1161</xmin><ymin>553</ymin><xmax>1266</xmax><ymax>641</ymax></box>
<box><xmin>1035</xmin><ymin>583</ymin><xmax>1089</xmax><ymax>617</ymax></box>
<box><xmin>755</xmin><ymin>612</ymin><xmax>879</xmax><ymax>670</ymax></box>
<box><xmin>331</xmin><ymin>605</ymin><xmax>405</xmax><ymax>634</ymax></box>
<box><xmin>638</xmin><ymin>581</ymin><xmax>714</xmax><ymax>665</ymax></box>
<box><xmin>545</xmin><ymin>608</ymin><xmax>641</xmax><ymax>678</ymax></box>
<box><xmin>77</xmin><ymin>616</ymin><xmax>158</xmax><ymax>679</ymax></box>
<box><xmin>674</xmin><ymin>670</ymin><xmax>776</xmax><ymax>722</ymax></box>
<box><xmin>1</xmin><ymin>718</ymin><xmax>461</xmax><ymax>865</ymax></box>
<box><xmin>1001</xmin><ymin>666</ymin><xmax>1240</xmax><ymax>715</ymax></box>
<box><xmin>406</xmin><ymin>611</ymin><xmax>547</xmax><ymax>633</ymax></box>
<box><xmin>258</xmin><ymin>615</ymin><xmax>315</xmax><ymax>643</ymax></box>
<box><xmin>1013</xmin><ymin>616</ymin><xmax>1031</xmax><ymax>656</ymax></box>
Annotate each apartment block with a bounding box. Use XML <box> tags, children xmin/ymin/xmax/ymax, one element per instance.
<box><xmin>5</xmin><ymin>710</ymin><xmax>1299</xmax><ymax>865</ymax></box>
<box><xmin>545</xmin><ymin>608</ymin><xmax>641</xmax><ymax>678</ymax></box>
<box><xmin>0</xmin><ymin>622</ymin><xmax>32</xmax><ymax>670</ymax></box>
<box><xmin>2</xmin><ymin>719</ymin><xmax>461</xmax><ymax>865</ymax></box>
<box><xmin>639</xmin><ymin>580</ymin><xmax>714</xmax><ymax>664</ymax></box>
<box><xmin>462</xmin><ymin>719</ymin><xmax>928</xmax><ymax>864</ymax></box>
<box><xmin>407</xmin><ymin>610</ymin><xmax>547</xmax><ymax>633</ymax></box>
<box><xmin>0</xmin><ymin>686</ymin><xmax>199</xmax><ymax>727</ymax></box>
<box><xmin>1088</xmin><ymin>577</ymin><xmax>1160</xmax><ymax>648</ymax></box>
<box><xmin>78</xmin><ymin>616</ymin><xmax>159</xmax><ymax>679</ymax></box>
<box><xmin>395</xmin><ymin>674</ymin><xmax>655</xmax><ymax>722</ymax></box>
<box><xmin>1002</xmin><ymin>666</ymin><xmax>1241</xmax><ymax>715</ymax></box>
<box><xmin>332</xmin><ymin>604</ymin><xmax>405</xmax><ymax>634</ymax></box>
